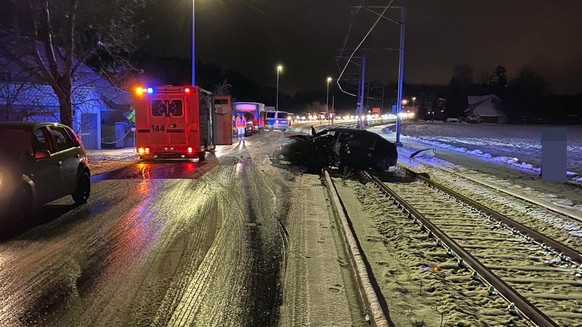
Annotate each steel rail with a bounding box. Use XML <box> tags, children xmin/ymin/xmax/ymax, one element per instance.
<box><xmin>361</xmin><ymin>171</ymin><xmax>560</xmax><ymax>327</ymax></box>
<box><xmin>423</xmin><ymin>163</ymin><xmax>582</xmax><ymax>223</ymax></box>
<box><xmin>413</xmin><ymin>173</ymin><xmax>582</xmax><ymax>264</ymax></box>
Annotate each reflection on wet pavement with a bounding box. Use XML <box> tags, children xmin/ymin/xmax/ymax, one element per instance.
<box><xmin>92</xmin><ymin>160</ymin><xmax>208</xmax><ymax>181</ymax></box>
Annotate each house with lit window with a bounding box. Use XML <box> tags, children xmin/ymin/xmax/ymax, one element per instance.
<box><xmin>0</xmin><ymin>38</ymin><xmax>133</xmax><ymax>149</ymax></box>
<box><xmin>465</xmin><ymin>94</ymin><xmax>505</xmax><ymax>123</ymax></box>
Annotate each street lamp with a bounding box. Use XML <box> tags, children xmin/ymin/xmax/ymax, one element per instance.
<box><xmin>193</xmin><ymin>1</ymin><xmax>226</xmax><ymax>85</ymax></box>
<box><xmin>276</xmin><ymin>64</ymin><xmax>283</xmax><ymax>111</ymax></box>
<box><xmin>412</xmin><ymin>96</ymin><xmax>416</xmax><ymax>108</ymax></box>
<box><xmin>326</xmin><ymin>76</ymin><xmax>332</xmax><ymax>121</ymax></box>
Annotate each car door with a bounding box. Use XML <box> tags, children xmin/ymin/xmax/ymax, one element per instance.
<box><xmin>29</xmin><ymin>126</ymin><xmax>62</xmax><ymax>204</ymax></box>
<box><xmin>47</xmin><ymin>125</ymin><xmax>80</xmax><ymax>194</ymax></box>
<box><xmin>346</xmin><ymin>132</ymin><xmax>377</xmax><ymax>169</ymax></box>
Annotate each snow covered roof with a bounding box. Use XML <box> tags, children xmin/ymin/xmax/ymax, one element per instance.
<box><xmin>467</xmin><ymin>94</ymin><xmax>501</xmax><ymax>105</ymax></box>
<box><xmin>465</xmin><ymin>94</ymin><xmax>503</xmax><ymax>117</ymax></box>
<box><xmin>0</xmin><ymin>82</ymin><xmax>105</xmax><ymax>113</ymax></box>
<box><xmin>0</xmin><ymin>35</ymin><xmax>133</xmax><ymax>107</ymax></box>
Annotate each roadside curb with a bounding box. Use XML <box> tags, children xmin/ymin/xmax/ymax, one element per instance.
<box><xmin>323</xmin><ymin>171</ymin><xmax>389</xmax><ymax>327</ymax></box>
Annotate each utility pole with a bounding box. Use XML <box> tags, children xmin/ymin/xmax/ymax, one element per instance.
<box><xmin>276</xmin><ymin>65</ymin><xmax>283</xmax><ymax>111</ymax></box>
<box><xmin>381</xmin><ymin>85</ymin><xmax>385</xmax><ymax>112</ymax></box>
<box><xmin>326</xmin><ymin>76</ymin><xmax>333</xmax><ymax>123</ymax></box>
<box><xmin>395</xmin><ymin>5</ymin><xmax>406</xmax><ymax>146</ymax></box>
<box><xmin>357</xmin><ymin>55</ymin><xmax>366</xmax><ymax>129</ymax></box>
<box><xmin>332</xmin><ymin>95</ymin><xmax>335</xmax><ymax>123</ymax></box>
<box><xmin>191</xmin><ymin>0</ymin><xmax>196</xmax><ymax>85</ymax></box>
<box><xmin>343</xmin><ymin>3</ymin><xmax>407</xmax><ymax>144</ymax></box>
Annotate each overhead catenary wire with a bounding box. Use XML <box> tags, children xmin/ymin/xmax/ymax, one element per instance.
<box><xmin>336</xmin><ymin>0</ymin><xmax>395</xmax><ymax>97</ymax></box>
<box><xmin>335</xmin><ymin>1</ymin><xmax>363</xmax><ymax>74</ymax></box>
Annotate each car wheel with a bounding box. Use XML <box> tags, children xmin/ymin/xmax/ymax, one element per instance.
<box><xmin>9</xmin><ymin>186</ymin><xmax>32</xmax><ymax>223</ymax></box>
<box><xmin>198</xmin><ymin>150</ymin><xmax>206</xmax><ymax>161</ymax></box>
<box><xmin>72</xmin><ymin>171</ymin><xmax>91</xmax><ymax>204</ymax></box>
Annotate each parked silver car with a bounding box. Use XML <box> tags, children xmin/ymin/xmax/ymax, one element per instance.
<box><xmin>0</xmin><ymin>122</ymin><xmax>91</xmax><ymax>222</ymax></box>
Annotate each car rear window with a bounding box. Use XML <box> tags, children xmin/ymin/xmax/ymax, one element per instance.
<box><xmin>243</xmin><ymin>113</ymin><xmax>254</xmax><ymax>122</ymax></box>
<box><xmin>48</xmin><ymin>126</ymin><xmax>75</xmax><ymax>152</ymax></box>
<box><xmin>277</xmin><ymin>112</ymin><xmax>289</xmax><ymax>119</ymax></box>
<box><xmin>266</xmin><ymin>112</ymin><xmax>276</xmax><ymax>118</ymax></box>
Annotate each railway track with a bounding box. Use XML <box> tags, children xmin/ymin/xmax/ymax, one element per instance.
<box><xmin>328</xmin><ymin>168</ymin><xmax>582</xmax><ymax>326</ymax></box>
<box><xmin>398</xmin><ymin>159</ymin><xmax>582</xmax><ymax>245</ymax></box>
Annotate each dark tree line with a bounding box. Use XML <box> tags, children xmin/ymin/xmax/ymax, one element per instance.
<box><xmin>130</xmin><ymin>52</ymin><xmax>333</xmax><ymax>114</ymax></box>
<box><xmin>405</xmin><ymin>64</ymin><xmax>580</xmax><ymax>124</ymax></box>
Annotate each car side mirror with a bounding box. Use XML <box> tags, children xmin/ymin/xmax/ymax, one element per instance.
<box><xmin>34</xmin><ymin>150</ymin><xmax>51</xmax><ymax>159</ymax></box>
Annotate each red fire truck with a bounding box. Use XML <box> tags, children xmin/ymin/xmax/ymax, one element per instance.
<box><xmin>133</xmin><ymin>85</ymin><xmax>215</xmax><ymax>160</ymax></box>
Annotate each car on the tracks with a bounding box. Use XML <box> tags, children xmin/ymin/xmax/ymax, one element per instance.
<box><xmin>0</xmin><ymin>122</ymin><xmax>91</xmax><ymax>223</ymax></box>
<box><xmin>269</xmin><ymin>126</ymin><xmax>398</xmax><ymax>173</ymax></box>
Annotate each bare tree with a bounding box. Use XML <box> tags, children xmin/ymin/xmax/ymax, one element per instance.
<box><xmin>214</xmin><ymin>79</ymin><xmax>232</xmax><ymax>96</ymax></box>
<box><xmin>1</xmin><ymin>0</ymin><xmax>151</xmax><ymax>127</ymax></box>
<box><xmin>0</xmin><ymin>82</ymin><xmax>61</xmax><ymax>121</ymax></box>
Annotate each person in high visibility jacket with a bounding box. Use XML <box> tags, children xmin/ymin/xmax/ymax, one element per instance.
<box><xmin>235</xmin><ymin>114</ymin><xmax>246</xmax><ymax>143</ymax></box>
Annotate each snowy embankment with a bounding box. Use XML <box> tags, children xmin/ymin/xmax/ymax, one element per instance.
<box><xmin>376</xmin><ymin>122</ymin><xmax>582</xmax><ymax>186</ymax></box>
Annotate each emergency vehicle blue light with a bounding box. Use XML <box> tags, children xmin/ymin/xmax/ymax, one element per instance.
<box><xmin>147</xmin><ymin>87</ymin><xmax>154</xmax><ymax>94</ymax></box>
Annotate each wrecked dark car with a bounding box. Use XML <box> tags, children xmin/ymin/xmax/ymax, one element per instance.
<box><xmin>269</xmin><ymin>126</ymin><xmax>398</xmax><ymax>173</ymax></box>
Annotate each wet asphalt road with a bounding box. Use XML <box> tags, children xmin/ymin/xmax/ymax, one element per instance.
<box><xmin>0</xmin><ymin>136</ymin><xmax>290</xmax><ymax>326</ymax></box>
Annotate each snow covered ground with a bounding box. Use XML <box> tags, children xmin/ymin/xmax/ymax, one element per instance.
<box><xmin>86</xmin><ymin>148</ymin><xmax>138</xmax><ymax>175</ymax></box>
<box><xmin>377</xmin><ymin>122</ymin><xmax>582</xmax><ymax>185</ymax></box>
<box><xmin>366</xmin><ymin>121</ymin><xmax>582</xmax><ymax>223</ymax></box>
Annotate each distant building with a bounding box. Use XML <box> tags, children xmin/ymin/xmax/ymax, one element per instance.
<box><xmin>0</xmin><ymin>37</ymin><xmax>133</xmax><ymax>149</ymax></box>
<box><xmin>465</xmin><ymin>94</ymin><xmax>505</xmax><ymax>123</ymax></box>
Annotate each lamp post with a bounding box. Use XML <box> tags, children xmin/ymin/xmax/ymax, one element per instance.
<box><xmin>276</xmin><ymin>64</ymin><xmax>283</xmax><ymax>111</ymax></box>
<box><xmin>326</xmin><ymin>76</ymin><xmax>332</xmax><ymax>122</ymax></box>
<box><xmin>412</xmin><ymin>96</ymin><xmax>416</xmax><ymax>108</ymax></box>
<box><xmin>192</xmin><ymin>0</ymin><xmax>196</xmax><ymax>86</ymax></box>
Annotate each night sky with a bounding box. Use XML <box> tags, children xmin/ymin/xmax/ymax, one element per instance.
<box><xmin>144</xmin><ymin>0</ymin><xmax>582</xmax><ymax>95</ymax></box>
